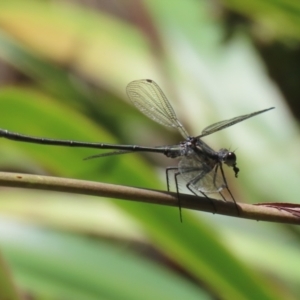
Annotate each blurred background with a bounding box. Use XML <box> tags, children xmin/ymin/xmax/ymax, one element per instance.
<box><xmin>0</xmin><ymin>0</ymin><xmax>299</xmax><ymax>299</ymax></box>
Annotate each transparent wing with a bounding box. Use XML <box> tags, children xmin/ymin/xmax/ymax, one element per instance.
<box><xmin>127</xmin><ymin>79</ymin><xmax>189</xmax><ymax>139</ymax></box>
<box><xmin>192</xmin><ymin>169</ymin><xmax>225</xmax><ymax>193</ymax></box>
<box><xmin>198</xmin><ymin>107</ymin><xmax>274</xmax><ymax>138</ymax></box>
<box><xmin>178</xmin><ymin>153</ymin><xmax>225</xmax><ymax>193</ymax></box>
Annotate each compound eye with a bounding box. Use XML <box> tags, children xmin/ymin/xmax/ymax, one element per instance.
<box><xmin>225</xmin><ymin>152</ymin><xmax>236</xmax><ymax>167</ymax></box>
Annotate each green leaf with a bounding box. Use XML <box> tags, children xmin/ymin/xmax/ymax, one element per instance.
<box><xmin>0</xmin><ymin>220</ymin><xmax>210</xmax><ymax>300</ymax></box>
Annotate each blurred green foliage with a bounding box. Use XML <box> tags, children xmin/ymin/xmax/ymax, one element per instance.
<box><xmin>0</xmin><ymin>0</ymin><xmax>300</xmax><ymax>299</ymax></box>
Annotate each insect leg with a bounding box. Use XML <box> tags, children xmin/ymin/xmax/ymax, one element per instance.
<box><xmin>219</xmin><ymin>163</ymin><xmax>240</xmax><ymax>215</ymax></box>
<box><xmin>186</xmin><ymin>180</ymin><xmax>217</xmax><ymax>213</ymax></box>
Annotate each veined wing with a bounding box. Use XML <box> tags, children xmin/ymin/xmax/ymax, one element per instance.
<box><xmin>178</xmin><ymin>152</ymin><xmax>224</xmax><ymax>193</ymax></box>
<box><xmin>127</xmin><ymin>79</ymin><xmax>189</xmax><ymax>139</ymax></box>
<box><xmin>197</xmin><ymin>107</ymin><xmax>274</xmax><ymax>138</ymax></box>
<box><xmin>192</xmin><ymin>168</ymin><xmax>225</xmax><ymax>193</ymax></box>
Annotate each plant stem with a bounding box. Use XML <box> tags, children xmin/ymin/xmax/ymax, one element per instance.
<box><xmin>0</xmin><ymin>171</ymin><xmax>298</xmax><ymax>224</ymax></box>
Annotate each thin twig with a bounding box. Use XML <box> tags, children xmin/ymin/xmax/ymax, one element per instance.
<box><xmin>0</xmin><ymin>171</ymin><xmax>298</xmax><ymax>224</ymax></box>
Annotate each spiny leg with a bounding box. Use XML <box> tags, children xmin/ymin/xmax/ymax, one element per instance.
<box><xmin>219</xmin><ymin>163</ymin><xmax>240</xmax><ymax>215</ymax></box>
<box><xmin>174</xmin><ymin>171</ymin><xmax>183</xmax><ymax>222</ymax></box>
<box><xmin>213</xmin><ymin>165</ymin><xmax>228</xmax><ymax>202</ymax></box>
<box><xmin>186</xmin><ymin>181</ymin><xmax>217</xmax><ymax>213</ymax></box>
<box><xmin>166</xmin><ymin>167</ymin><xmax>178</xmax><ymax>192</ymax></box>
<box><xmin>166</xmin><ymin>167</ymin><xmax>183</xmax><ymax>222</ymax></box>
<box><xmin>219</xmin><ymin>191</ymin><xmax>227</xmax><ymax>202</ymax></box>
<box><xmin>180</xmin><ymin>166</ymin><xmax>217</xmax><ymax>213</ymax></box>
